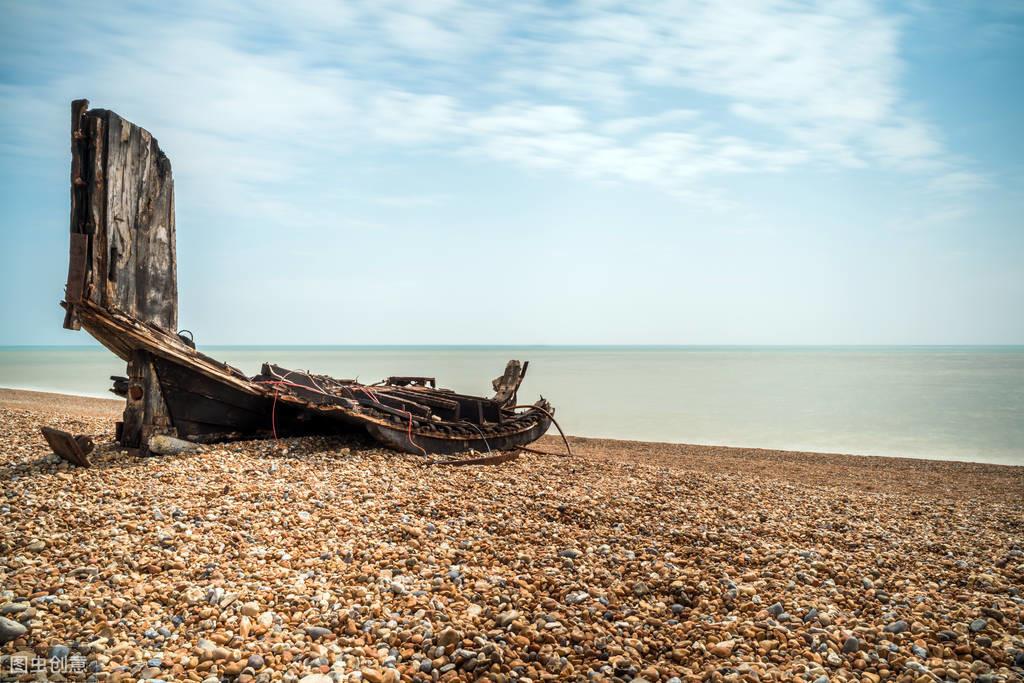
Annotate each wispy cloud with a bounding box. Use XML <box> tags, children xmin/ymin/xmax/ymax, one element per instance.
<box><xmin>928</xmin><ymin>170</ymin><xmax>991</xmax><ymax>195</ymax></box>
<box><xmin>371</xmin><ymin>193</ymin><xmax>451</xmax><ymax>208</ymax></box>
<box><xmin>0</xmin><ymin>0</ymin><xmax>986</xmax><ymax>219</ymax></box>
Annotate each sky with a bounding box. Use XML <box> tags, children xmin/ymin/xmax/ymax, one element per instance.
<box><xmin>1</xmin><ymin>0</ymin><xmax>1022</xmax><ymax>345</ymax></box>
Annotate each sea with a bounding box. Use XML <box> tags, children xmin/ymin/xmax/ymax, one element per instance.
<box><xmin>1</xmin><ymin>345</ymin><xmax>1022</xmax><ymax>465</ymax></box>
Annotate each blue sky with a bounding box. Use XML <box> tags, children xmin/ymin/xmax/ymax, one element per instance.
<box><xmin>1</xmin><ymin>0</ymin><xmax>1022</xmax><ymax>345</ymax></box>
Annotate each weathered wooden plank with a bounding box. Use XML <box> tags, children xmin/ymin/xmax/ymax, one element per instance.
<box><xmin>88</xmin><ymin>113</ymin><xmax>106</xmax><ymax>299</ymax></box>
<box><xmin>154</xmin><ymin>357</ymin><xmax>270</xmax><ymax>414</ymax></box>
<box><xmin>161</xmin><ymin>396</ymin><xmax>266</xmax><ymax>428</ymax></box>
<box><xmin>40</xmin><ymin>426</ymin><xmax>93</xmax><ymax>467</ymax></box>
<box><xmin>121</xmin><ymin>349</ymin><xmax>174</xmax><ymax>449</ymax></box>
<box><xmin>171</xmin><ymin>417</ymin><xmax>264</xmax><ymax>438</ymax></box>
<box><xmin>120</xmin><ymin>349</ymin><xmax>145</xmax><ymax>448</ymax></box>
<box><xmin>99</xmin><ymin>112</ymin><xmax>177</xmax><ymax>330</ymax></box>
<box><xmin>135</xmin><ymin>128</ymin><xmax>176</xmax><ymax>330</ymax></box>
<box><xmin>104</xmin><ymin>113</ymin><xmax>132</xmax><ymax>310</ymax></box>
<box><xmin>64</xmin><ymin>233</ymin><xmax>88</xmax><ymax>304</ymax></box>
<box><xmin>491</xmin><ymin>359</ymin><xmax>527</xmax><ymax>406</ymax></box>
<box><xmin>139</xmin><ymin>351</ymin><xmax>174</xmax><ymax>447</ymax></box>
<box><xmin>64</xmin><ymin>100</ymin><xmax>90</xmax><ymax>330</ymax></box>
<box><xmin>69</xmin><ymin>103</ymin><xmax>179</xmax><ymax>454</ymax></box>
<box><xmin>68</xmin><ymin>100</ymin><xmax>87</xmax><ymax>226</ymax></box>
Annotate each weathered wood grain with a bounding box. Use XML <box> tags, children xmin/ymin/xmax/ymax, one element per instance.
<box><xmin>63</xmin><ymin>99</ymin><xmax>90</xmax><ymax>330</ymax></box>
<box><xmin>85</xmin><ymin>113</ymin><xmax>107</xmax><ymax>315</ymax></box>
<box><xmin>120</xmin><ymin>349</ymin><xmax>173</xmax><ymax>451</ymax></box>
<box><xmin>101</xmin><ymin>111</ymin><xmax>177</xmax><ymax>330</ymax></box>
<box><xmin>65</xmin><ymin>101</ymin><xmax>179</xmax><ymax>453</ymax></box>
<box><xmin>65</xmin><ymin>233</ymin><xmax>88</xmax><ymax>305</ymax></box>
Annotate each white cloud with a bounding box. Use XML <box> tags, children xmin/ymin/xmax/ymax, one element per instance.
<box><xmin>600</xmin><ymin>109</ymin><xmax>701</xmax><ymax>135</ymax></box>
<box><xmin>867</xmin><ymin>118</ymin><xmax>945</xmax><ymax>170</ymax></box>
<box><xmin>0</xmin><ymin>0</ymin><xmax>981</xmax><ymax>219</ymax></box>
<box><xmin>382</xmin><ymin>12</ymin><xmax>459</xmax><ymax>55</ymax></box>
<box><xmin>467</xmin><ymin>104</ymin><xmax>586</xmax><ymax>135</ymax></box>
<box><xmin>928</xmin><ymin>171</ymin><xmax>991</xmax><ymax>195</ymax></box>
<box><xmin>495</xmin><ymin>66</ymin><xmax>630</xmax><ymax>104</ymax></box>
<box><xmin>367</xmin><ymin>91</ymin><xmax>460</xmax><ymax>143</ymax></box>
<box><xmin>371</xmin><ymin>193</ymin><xmax>451</xmax><ymax>208</ymax></box>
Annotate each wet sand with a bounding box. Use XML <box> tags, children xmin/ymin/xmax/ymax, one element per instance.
<box><xmin>1</xmin><ymin>387</ymin><xmax>1022</xmax><ymax>681</ymax></box>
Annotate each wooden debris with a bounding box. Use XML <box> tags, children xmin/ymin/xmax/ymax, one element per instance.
<box><xmin>39</xmin><ymin>426</ymin><xmax>94</xmax><ymax>467</ymax></box>
<box><xmin>147</xmin><ymin>434</ymin><xmax>205</xmax><ymax>456</ymax></box>
<box><xmin>59</xmin><ymin>100</ymin><xmax>559</xmax><ymax>459</ymax></box>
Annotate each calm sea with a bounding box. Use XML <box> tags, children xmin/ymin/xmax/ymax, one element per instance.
<box><xmin>2</xmin><ymin>345</ymin><xmax>1022</xmax><ymax>465</ymax></box>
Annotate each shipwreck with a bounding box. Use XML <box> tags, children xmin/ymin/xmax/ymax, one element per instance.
<box><xmin>57</xmin><ymin>100</ymin><xmax>562</xmax><ymax>460</ymax></box>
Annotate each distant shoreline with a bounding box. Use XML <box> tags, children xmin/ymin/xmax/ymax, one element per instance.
<box><xmin>0</xmin><ymin>386</ymin><xmax>123</xmax><ymax>418</ymax></box>
<box><xmin>0</xmin><ymin>384</ymin><xmax>120</xmax><ymax>402</ymax></box>
<box><xmin>3</xmin><ymin>386</ymin><xmax>1021</xmax><ymax>471</ymax></box>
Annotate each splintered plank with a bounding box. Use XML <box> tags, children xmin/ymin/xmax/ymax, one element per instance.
<box><xmin>100</xmin><ymin>110</ymin><xmax>177</xmax><ymax>330</ymax></box>
<box><xmin>88</xmin><ymin>112</ymin><xmax>107</xmax><ymax>299</ymax></box>
<box><xmin>40</xmin><ymin>426</ymin><xmax>93</xmax><ymax>467</ymax></box>
<box><xmin>104</xmin><ymin>113</ymin><xmax>136</xmax><ymax>314</ymax></box>
<box><xmin>64</xmin><ymin>100</ymin><xmax>90</xmax><ymax>330</ymax></box>
<box><xmin>65</xmin><ymin>233</ymin><xmax>88</xmax><ymax>304</ymax></box>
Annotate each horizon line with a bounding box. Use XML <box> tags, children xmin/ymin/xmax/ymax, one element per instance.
<box><xmin>3</xmin><ymin>343</ymin><xmax>1024</xmax><ymax>349</ymax></box>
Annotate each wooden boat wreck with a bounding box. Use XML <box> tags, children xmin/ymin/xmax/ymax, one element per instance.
<box><xmin>59</xmin><ymin>100</ymin><xmax>558</xmax><ymax>458</ymax></box>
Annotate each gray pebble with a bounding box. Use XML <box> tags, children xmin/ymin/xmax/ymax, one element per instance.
<box><xmin>883</xmin><ymin>619</ymin><xmax>909</xmax><ymax>634</ymax></box>
<box><xmin>304</xmin><ymin>626</ymin><xmax>332</xmax><ymax>639</ymax></box>
<box><xmin>0</xmin><ymin>616</ymin><xmax>27</xmax><ymax>643</ymax></box>
<box><xmin>48</xmin><ymin>644</ymin><xmax>70</xmax><ymax>660</ymax></box>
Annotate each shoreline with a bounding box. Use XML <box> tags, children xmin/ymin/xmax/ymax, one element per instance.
<box><xmin>0</xmin><ymin>386</ymin><xmax>123</xmax><ymax>417</ymax></box>
<box><xmin>2</xmin><ymin>386</ymin><xmax>1020</xmax><ymax>468</ymax></box>
<box><xmin>1</xmin><ymin>385</ymin><xmax>1022</xmax><ymax>680</ymax></box>
<box><xmin>0</xmin><ymin>384</ymin><xmax>124</xmax><ymax>401</ymax></box>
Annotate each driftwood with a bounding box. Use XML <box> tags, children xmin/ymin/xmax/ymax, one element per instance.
<box><xmin>64</xmin><ymin>100</ymin><xmax>177</xmax><ymax>453</ymax></box>
<box><xmin>40</xmin><ymin>427</ymin><xmax>94</xmax><ymax>467</ymax></box>
<box><xmin>148</xmin><ymin>434</ymin><xmax>205</xmax><ymax>456</ymax></box>
<box><xmin>491</xmin><ymin>360</ymin><xmax>528</xmax><ymax>406</ymax></box>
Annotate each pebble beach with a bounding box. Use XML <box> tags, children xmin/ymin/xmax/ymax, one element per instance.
<box><xmin>1</xmin><ymin>388</ymin><xmax>1022</xmax><ymax>683</ymax></box>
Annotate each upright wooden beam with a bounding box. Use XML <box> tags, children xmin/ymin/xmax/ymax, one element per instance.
<box><xmin>64</xmin><ymin>100</ymin><xmax>178</xmax><ymax>454</ymax></box>
<box><xmin>63</xmin><ymin>99</ymin><xmax>90</xmax><ymax>330</ymax></box>
<box><xmin>121</xmin><ymin>350</ymin><xmax>173</xmax><ymax>451</ymax></box>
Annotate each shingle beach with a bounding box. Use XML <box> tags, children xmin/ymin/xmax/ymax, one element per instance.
<box><xmin>1</xmin><ymin>388</ymin><xmax>1022</xmax><ymax>682</ymax></box>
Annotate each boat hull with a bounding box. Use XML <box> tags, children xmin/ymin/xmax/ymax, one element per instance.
<box><xmin>365</xmin><ymin>409</ymin><xmax>553</xmax><ymax>456</ymax></box>
<box><xmin>152</xmin><ymin>356</ymin><xmax>371</xmax><ymax>442</ymax></box>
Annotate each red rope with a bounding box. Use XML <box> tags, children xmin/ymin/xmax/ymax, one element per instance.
<box><xmin>256</xmin><ymin>375</ymin><xmax>429</xmax><ymax>456</ymax></box>
<box><xmin>353</xmin><ymin>386</ymin><xmax>383</xmax><ymax>404</ymax></box>
<box><xmin>406</xmin><ymin>412</ymin><xmax>427</xmax><ymax>457</ymax></box>
<box><xmin>254</xmin><ymin>377</ymin><xmax>330</xmax><ymax>396</ymax></box>
<box><xmin>351</xmin><ymin>385</ymin><xmax>426</xmax><ymax>455</ymax></box>
<box><xmin>271</xmin><ymin>385</ymin><xmax>279</xmax><ymax>439</ymax></box>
